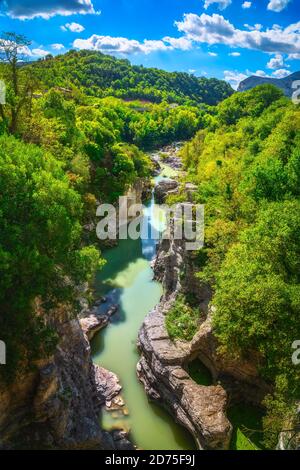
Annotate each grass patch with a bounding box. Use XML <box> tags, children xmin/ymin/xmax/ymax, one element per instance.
<box><xmin>228</xmin><ymin>404</ymin><xmax>265</xmax><ymax>450</ymax></box>
<box><xmin>165</xmin><ymin>295</ymin><xmax>200</xmax><ymax>342</ymax></box>
<box><xmin>188</xmin><ymin>359</ymin><xmax>213</xmax><ymax>386</ymax></box>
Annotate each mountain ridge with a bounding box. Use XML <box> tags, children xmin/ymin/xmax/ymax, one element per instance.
<box><xmin>238</xmin><ymin>71</ymin><xmax>300</xmax><ymax>98</ymax></box>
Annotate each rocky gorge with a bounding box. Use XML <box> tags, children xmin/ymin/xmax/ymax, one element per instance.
<box><xmin>137</xmin><ymin>151</ymin><xmax>271</xmax><ymax>450</ymax></box>
<box><xmin>0</xmin><ymin>175</ymin><xmax>152</xmax><ymax>450</ymax></box>
<box><xmin>0</xmin><ymin>300</ymin><xmax>133</xmax><ymax>450</ymax></box>
<box><xmin>0</xmin><ymin>144</ymin><xmax>271</xmax><ymax>451</ymax></box>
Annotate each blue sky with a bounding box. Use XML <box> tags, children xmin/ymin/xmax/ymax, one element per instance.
<box><xmin>0</xmin><ymin>0</ymin><xmax>299</xmax><ymax>88</ymax></box>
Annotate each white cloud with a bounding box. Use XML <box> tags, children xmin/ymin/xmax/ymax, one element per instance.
<box><xmin>253</xmin><ymin>70</ymin><xmax>268</xmax><ymax>77</ymax></box>
<box><xmin>242</xmin><ymin>2</ymin><xmax>252</xmax><ymax>8</ymax></box>
<box><xmin>176</xmin><ymin>13</ymin><xmax>300</xmax><ymax>55</ymax></box>
<box><xmin>224</xmin><ymin>70</ymin><xmax>248</xmax><ymax>89</ymax></box>
<box><xmin>31</xmin><ymin>48</ymin><xmax>49</xmax><ymax>57</ymax></box>
<box><xmin>244</xmin><ymin>24</ymin><xmax>263</xmax><ymax>31</ymax></box>
<box><xmin>73</xmin><ymin>34</ymin><xmax>191</xmax><ymax>55</ymax></box>
<box><xmin>224</xmin><ymin>69</ymin><xmax>268</xmax><ymax>89</ymax></box>
<box><xmin>267</xmin><ymin>0</ymin><xmax>292</xmax><ymax>12</ymax></box>
<box><xmin>163</xmin><ymin>36</ymin><xmax>192</xmax><ymax>50</ymax></box>
<box><xmin>229</xmin><ymin>51</ymin><xmax>241</xmax><ymax>56</ymax></box>
<box><xmin>208</xmin><ymin>51</ymin><xmax>218</xmax><ymax>56</ymax></box>
<box><xmin>51</xmin><ymin>43</ymin><xmax>65</xmax><ymax>50</ymax></box>
<box><xmin>61</xmin><ymin>22</ymin><xmax>85</xmax><ymax>33</ymax></box>
<box><xmin>1</xmin><ymin>0</ymin><xmax>97</xmax><ymax>20</ymax></box>
<box><xmin>188</xmin><ymin>69</ymin><xmax>196</xmax><ymax>74</ymax></box>
<box><xmin>204</xmin><ymin>0</ymin><xmax>232</xmax><ymax>10</ymax></box>
<box><xmin>272</xmin><ymin>68</ymin><xmax>291</xmax><ymax>78</ymax></box>
<box><xmin>267</xmin><ymin>53</ymin><xmax>284</xmax><ymax>69</ymax></box>
<box><xmin>18</xmin><ymin>46</ymin><xmax>49</xmax><ymax>57</ymax></box>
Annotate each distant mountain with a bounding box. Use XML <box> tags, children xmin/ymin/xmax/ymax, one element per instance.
<box><xmin>238</xmin><ymin>72</ymin><xmax>300</xmax><ymax>98</ymax></box>
<box><xmin>27</xmin><ymin>50</ymin><xmax>233</xmax><ymax>106</ymax></box>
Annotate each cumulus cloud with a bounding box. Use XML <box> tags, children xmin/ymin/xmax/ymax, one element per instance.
<box><xmin>229</xmin><ymin>51</ymin><xmax>241</xmax><ymax>56</ymax></box>
<box><xmin>15</xmin><ymin>45</ymin><xmax>49</xmax><ymax>57</ymax></box>
<box><xmin>244</xmin><ymin>23</ymin><xmax>263</xmax><ymax>31</ymax></box>
<box><xmin>208</xmin><ymin>51</ymin><xmax>218</xmax><ymax>56</ymax></box>
<box><xmin>272</xmin><ymin>68</ymin><xmax>291</xmax><ymax>78</ymax></box>
<box><xmin>31</xmin><ymin>48</ymin><xmax>49</xmax><ymax>57</ymax></box>
<box><xmin>223</xmin><ymin>70</ymin><xmax>248</xmax><ymax>89</ymax></box>
<box><xmin>163</xmin><ymin>36</ymin><xmax>192</xmax><ymax>50</ymax></box>
<box><xmin>224</xmin><ymin>69</ymin><xmax>268</xmax><ymax>89</ymax></box>
<box><xmin>204</xmin><ymin>0</ymin><xmax>232</xmax><ymax>10</ymax></box>
<box><xmin>267</xmin><ymin>53</ymin><xmax>284</xmax><ymax>69</ymax></box>
<box><xmin>0</xmin><ymin>0</ymin><xmax>97</xmax><ymax>19</ymax></box>
<box><xmin>51</xmin><ymin>43</ymin><xmax>65</xmax><ymax>50</ymax></box>
<box><xmin>242</xmin><ymin>1</ymin><xmax>252</xmax><ymax>8</ymax></box>
<box><xmin>288</xmin><ymin>53</ymin><xmax>300</xmax><ymax>59</ymax></box>
<box><xmin>61</xmin><ymin>22</ymin><xmax>85</xmax><ymax>32</ymax></box>
<box><xmin>267</xmin><ymin>0</ymin><xmax>292</xmax><ymax>12</ymax></box>
<box><xmin>73</xmin><ymin>34</ymin><xmax>192</xmax><ymax>55</ymax></box>
<box><xmin>176</xmin><ymin>13</ymin><xmax>300</xmax><ymax>55</ymax></box>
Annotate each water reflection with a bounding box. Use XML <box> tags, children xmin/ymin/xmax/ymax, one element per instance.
<box><xmin>91</xmin><ymin>176</ymin><xmax>195</xmax><ymax>450</ymax></box>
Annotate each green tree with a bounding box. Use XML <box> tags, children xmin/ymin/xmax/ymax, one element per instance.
<box><xmin>0</xmin><ymin>135</ymin><xmax>102</xmax><ymax>380</ymax></box>
<box><xmin>0</xmin><ymin>32</ymin><xmax>37</xmax><ymax>134</ymax></box>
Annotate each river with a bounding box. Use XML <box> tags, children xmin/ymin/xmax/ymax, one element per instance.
<box><xmin>91</xmin><ymin>166</ymin><xmax>196</xmax><ymax>450</ymax></box>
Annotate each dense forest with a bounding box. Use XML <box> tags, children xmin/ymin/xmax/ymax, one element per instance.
<box><xmin>175</xmin><ymin>85</ymin><xmax>300</xmax><ymax>447</ymax></box>
<box><xmin>0</xmin><ymin>32</ymin><xmax>299</xmax><ymax>450</ymax></box>
<box><xmin>29</xmin><ymin>49</ymin><xmax>233</xmax><ymax>106</ymax></box>
<box><xmin>0</xmin><ymin>33</ymin><xmax>230</xmax><ymax>380</ymax></box>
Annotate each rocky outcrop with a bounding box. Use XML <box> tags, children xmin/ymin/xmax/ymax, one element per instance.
<box><xmin>154</xmin><ymin>179</ymin><xmax>179</xmax><ymax>203</ymax></box>
<box><xmin>137</xmin><ymin>303</ymin><xmax>232</xmax><ymax>449</ymax></box>
<box><xmin>159</xmin><ymin>143</ymin><xmax>184</xmax><ymax>171</ymax></box>
<box><xmin>80</xmin><ymin>304</ymin><xmax>118</xmax><ymax>341</ymax></box>
<box><xmin>190</xmin><ymin>314</ymin><xmax>270</xmax><ymax>405</ymax></box>
<box><xmin>93</xmin><ymin>365</ymin><xmax>122</xmax><ymax>408</ymax></box>
<box><xmin>0</xmin><ymin>303</ymin><xmax>128</xmax><ymax>450</ymax></box>
<box><xmin>138</xmin><ymin>202</ymin><xmax>270</xmax><ymax>449</ymax></box>
<box><xmin>138</xmin><ymin>205</ymin><xmax>232</xmax><ymax>449</ymax></box>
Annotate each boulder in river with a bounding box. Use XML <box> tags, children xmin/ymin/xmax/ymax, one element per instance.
<box><xmin>154</xmin><ymin>178</ymin><xmax>178</xmax><ymax>203</ymax></box>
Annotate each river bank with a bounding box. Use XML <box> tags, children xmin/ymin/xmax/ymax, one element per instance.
<box><xmin>90</xmin><ymin>144</ymin><xmax>196</xmax><ymax>450</ymax></box>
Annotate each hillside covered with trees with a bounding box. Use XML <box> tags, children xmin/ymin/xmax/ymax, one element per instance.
<box><xmin>28</xmin><ymin>49</ymin><xmax>233</xmax><ymax>106</ymax></box>
<box><xmin>176</xmin><ymin>85</ymin><xmax>300</xmax><ymax>447</ymax></box>
<box><xmin>0</xmin><ymin>31</ymin><xmax>299</xmax><ymax>450</ymax></box>
<box><xmin>0</xmin><ymin>33</ymin><xmax>223</xmax><ymax>381</ymax></box>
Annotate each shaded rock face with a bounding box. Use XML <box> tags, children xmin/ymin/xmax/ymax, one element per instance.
<box><xmin>79</xmin><ymin>304</ymin><xmax>118</xmax><ymax>341</ymax></box>
<box><xmin>190</xmin><ymin>315</ymin><xmax>271</xmax><ymax>406</ymax></box>
<box><xmin>0</xmin><ymin>310</ymin><xmax>125</xmax><ymax>450</ymax></box>
<box><xmin>137</xmin><ymin>207</ymin><xmax>270</xmax><ymax>449</ymax></box>
<box><xmin>154</xmin><ymin>179</ymin><xmax>179</xmax><ymax>204</ymax></box>
<box><xmin>138</xmin><ymin>219</ymin><xmax>232</xmax><ymax>449</ymax></box>
<box><xmin>137</xmin><ymin>305</ymin><xmax>232</xmax><ymax>450</ymax></box>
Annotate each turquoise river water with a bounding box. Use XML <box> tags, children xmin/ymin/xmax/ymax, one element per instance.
<box><xmin>91</xmin><ymin>172</ymin><xmax>196</xmax><ymax>450</ymax></box>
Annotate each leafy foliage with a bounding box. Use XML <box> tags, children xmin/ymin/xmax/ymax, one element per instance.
<box><xmin>29</xmin><ymin>50</ymin><xmax>233</xmax><ymax>106</ymax></box>
<box><xmin>179</xmin><ymin>84</ymin><xmax>300</xmax><ymax>444</ymax></box>
<box><xmin>0</xmin><ymin>135</ymin><xmax>102</xmax><ymax>380</ymax></box>
<box><xmin>165</xmin><ymin>295</ymin><xmax>200</xmax><ymax>341</ymax></box>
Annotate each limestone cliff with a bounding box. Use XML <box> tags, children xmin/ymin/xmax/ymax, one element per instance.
<box><xmin>0</xmin><ymin>304</ymin><xmax>130</xmax><ymax>450</ymax></box>
<box><xmin>137</xmin><ymin>206</ymin><xmax>270</xmax><ymax>449</ymax></box>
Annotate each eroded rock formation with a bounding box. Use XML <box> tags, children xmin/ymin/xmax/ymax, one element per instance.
<box><xmin>0</xmin><ymin>304</ymin><xmax>130</xmax><ymax>450</ymax></box>
<box><xmin>137</xmin><ymin>202</ymin><xmax>270</xmax><ymax>449</ymax></box>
